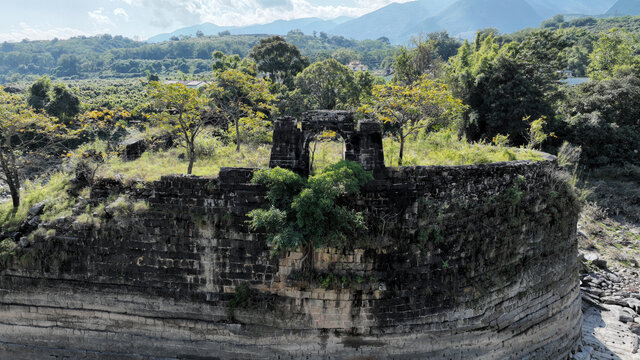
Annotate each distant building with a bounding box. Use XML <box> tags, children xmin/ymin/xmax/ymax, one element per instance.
<box><xmin>560</xmin><ymin>77</ymin><xmax>590</xmax><ymax>86</ymax></box>
<box><xmin>556</xmin><ymin>70</ymin><xmax>590</xmax><ymax>86</ymax></box>
<box><xmin>347</xmin><ymin>61</ymin><xmax>368</xmax><ymax>72</ymax></box>
<box><xmin>557</xmin><ymin>70</ymin><xmax>575</xmax><ymax>78</ymax></box>
<box><xmin>163</xmin><ymin>80</ymin><xmax>209</xmax><ymax>89</ymax></box>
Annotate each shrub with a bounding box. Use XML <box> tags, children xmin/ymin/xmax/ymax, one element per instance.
<box><xmin>133</xmin><ymin>201</ymin><xmax>149</xmax><ymax>214</ymax></box>
<box><xmin>0</xmin><ymin>239</ymin><xmax>16</xmax><ymax>255</ymax></box>
<box><xmin>227</xmin><ymin>283</ymin><xmax>252</xmax><ymax>318</ymax></box>
<box><xmin>108</xmin><ymin>196</ymin><xmax>132</xmax><ymax>218</ymax></box>
<box><xmin>73</xmin><ymin>213</ymin><xmax>100</xmax><ymax>229</ymax></box>
<box><xmin>248</xmin><ymin>161</ymin><xmax>373</xmax><ymax>267</ymax></box>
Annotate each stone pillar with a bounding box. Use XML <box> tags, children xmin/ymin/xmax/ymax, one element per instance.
<box><xmin>356</xmin><ymin>120</ymin><xmax>385</xmax><ymax>173</ymax></box>
<box><xmin>268</xmin><ymin>117</ymin><xmax>304</xmax><ymax>173</ymax></box>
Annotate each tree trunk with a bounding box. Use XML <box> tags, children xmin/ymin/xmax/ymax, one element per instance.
<box><xmin>309</xmin><ymin>141</ymin><xmax>318</xmax><ymax>173</ymax></box>
<box><xmin>302</xmin><ymin>242</ymin><xmax>315</xmax><ymax>273</ymax></box>
<box><xmin>187</xmin><ymin>146</ymin><xmax>195</xmax><ymax>175</ymax></box>
<box><xmin>398</xmin><ymin>137</ymin><xmax>405</xmax><ymax>166</ymax></box>
<box><xmin>9</xmin><ymin>183</ymin><xmax>19</xmax><ymax>208</ymax></box>
<box><xmin>235</xmin><ymin>118</ymin><xmax>241</xmax><ymax>152</ymax></box>
<box><xmin>0</xmin><ymin>151</ymin><xmax>20</xmax><ymax>209</ymax></box>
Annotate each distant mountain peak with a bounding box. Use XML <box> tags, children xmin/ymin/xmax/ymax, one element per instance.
<box><xmin>607</xmin><ymin>0</ymin><xmax>640</xmax><ymax>16</ymax></box>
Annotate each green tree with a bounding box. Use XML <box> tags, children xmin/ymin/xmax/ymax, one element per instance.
<box><xmin>362</xmin><ymin>77</ymin><xmax>467</xmax><ymax>165</ymax></box>
<box><xmin>588</xmin><ymin>29</ymin><xmax>640</xmax><ymax>80</ymax></box>
<box><xmin>150</xmin><ymin>82</ymin><xmax>209</xmax><ymax>174</ymax></box>
<box><xmin>294</xmin><ymin>58</ymin><xmax>357</xmax><ymax>110</ymax></box>
<box><xmin>354</xmin><ymin>71</ymin><xmax>376</xmax><ymax>103</ymax></box>
<box><xmin>446</xmin><ymin>30</ymin><xmax>568</xmax><ymax>143</ymax></box>
<box><xmin>209</xmin><ymin>69</ymin><xmax>277</xmax><ymax>152</ymax></box>
<box><xmin>331</xmin><ymin>48</ymin><xmax>360</xmax><ymax>65</ymax></box>
<box><xmin>393</xmin><ymin>34</ymin><xmax>454</xmax><ymax>85</ymax></box>
<box><xmin>427</xmin><ymin>31</ymin><xmax>462</xmax><ymax>61</ymax></box>
<box><xmin>541</xmin><ymin>15</ymin><xmax>565</xmax><ymax>30</ymax></box>
<box><xmin>27</xmin><ymin>76</ymin><xmax>51</xmax><ymax>110</ymax></box>
<box><xmin>212</xmin><ymin>51</ymin><xmax>256</xmax><ymax>75</ymax></box>
<box><xmin>46</xmin><ymin>84</ymin><xmax>80</xmax><ymax>121</ymax></box>
<box><xmin>145</xmin><ymin>70</ymin><xmax>160</xmax><ymax>82</ymax></box>
<box><xmin>249</xmin><ymin>36</ymin><xmax>309</xmax><ymax>87</ymax></box>
<box><xmin>0</xmin><ymin>88</ymin><xmax>68</xmax><ymax>208</ymax></box>
<box><xmin>562</xmin><ymin>73</ymin><xmax>640</xmax><ymax>129</ymax></box>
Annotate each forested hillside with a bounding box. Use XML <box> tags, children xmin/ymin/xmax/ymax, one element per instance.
<box><xmin>0</xmin><ymin>32</ymin><xmax>395</xmax><ymax>82</ymax></box>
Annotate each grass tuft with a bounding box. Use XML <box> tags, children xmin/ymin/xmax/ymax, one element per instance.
<box><xmin>0</xmin><ymin>173</ymin><xmax>73</xmax><ymax>232</ymax></box>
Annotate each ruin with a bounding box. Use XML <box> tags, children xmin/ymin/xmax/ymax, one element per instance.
<box><xmin>0</xmin><ymin>111</ymin><xmax>582</xmax><ymax>359</ymax></box>
<box><xmin>270</xmin><ymin>110</ymin><xmax>385</xmax><ymax>175</ymax></box>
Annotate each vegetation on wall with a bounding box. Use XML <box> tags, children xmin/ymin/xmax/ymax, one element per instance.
<box><xmin>248</xmin><ymin>161</ymin><xmax>372</xmax><ymax>268</ymax></box>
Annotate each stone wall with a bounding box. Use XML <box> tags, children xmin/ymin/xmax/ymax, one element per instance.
<box><xmin>0</xmin><ymin>158</ymin><xmax>582</xmax><ymax>359</ymax></box>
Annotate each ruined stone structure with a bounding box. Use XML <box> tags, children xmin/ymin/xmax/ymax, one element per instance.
<box><xmin>0</xmin><ymin>111</ymin><xmax>582</xmax><ymax>359</ymax></box>
<box><xmin>270</xmin><ymin>110</ymin><xmax>385</xmax><ymax>175</ymax></box>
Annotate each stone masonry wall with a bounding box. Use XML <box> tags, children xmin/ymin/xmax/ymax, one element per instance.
<box><xmin>0</xmin><ymin>158</ymin><xmax>582</xmax><ymax>359</ymax></box>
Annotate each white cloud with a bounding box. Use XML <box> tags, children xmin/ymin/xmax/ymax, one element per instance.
<box><xmin>114</xmin><ymin>8</ymin><xmax>129</xmax><ymax>21</ymax></box>
<box><xmin>121</xmin><ymin>0</ymin><xmax>413</xmax><ymax>28</ymax></box>
<box><xmin>88</xmin><ymin>8</ymin><xmax>113</xmax><ymax>25</ymax></box>
<box><xmin>0</xmin><ymin>22</ymin><xmax>87</xmax><ymax>42</ymax></box>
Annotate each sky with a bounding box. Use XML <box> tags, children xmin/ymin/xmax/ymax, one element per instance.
<box><xmin>0</xmin><ymin>0</ymin><xmax>414</xmax><ymax>42</ymax></box>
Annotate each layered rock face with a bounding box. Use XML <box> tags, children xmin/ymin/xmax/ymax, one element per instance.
<box><xmin>0</xmin><ymin>159</ymin><xmax>581</xmax><ymax>359</ymax></box>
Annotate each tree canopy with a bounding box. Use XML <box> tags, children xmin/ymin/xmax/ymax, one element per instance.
<box><xmin>150</xmin><ymin>82</ymin><xmax>209</xmax><ymax>174</ymax></box>
<box><xmin>0</xmin><ymin>88</ymin><xmax>68</xmax><ymax>208</ymax></box>
<box><xmin>293</xmin><ymin>58</ymin><xmax>358</xmax><ymax>110</ymax></box>
<box><xmin>362</xmin><ymin>77</ymin><xmax>466</xmax><ymax>165</ymax></box>
<box><xmin>445</xmin><ymin>31</ymin><xmax>569</xmax><ymax>144</ymax></box>
<box><xmin>209</xmin><ymin>69</ymin><xmax>277</xmax><ymax>152</ymax></box>
<box><xmin>249</xmin><ymin>36</ymin><xmax>309</xmax><ymax>87</ymax></box>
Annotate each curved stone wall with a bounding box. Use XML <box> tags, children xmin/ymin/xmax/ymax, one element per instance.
<box><xmin>0</xmin><ymin>158</ymin><xmax>581</xmax><ymax>359</ymax></box>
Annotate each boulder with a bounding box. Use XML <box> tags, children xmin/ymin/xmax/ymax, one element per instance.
<box><xmin>28</xmin><ymin>201</ymin><xmax>46</xmax><ymax>217</ymax></box>
<box><xmin>122</xmin><ymin>139</ymin><xmax>147</xmax><ymax>161</ymax></box>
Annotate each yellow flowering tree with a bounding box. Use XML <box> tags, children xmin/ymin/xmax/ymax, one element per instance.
<box><xmin>150</xmin><ymin>82</ymin><xmax>209</xmax><ymax>174</ymax></box>
<box><xmin>0</xmin><ymin>88</ymin><xmax>69</xmax><ymax>208</ymax></box>
<box><xmin>77</xmin><ymin>108</ymin><xmax>132</xmax><ymax>152</ymax></box>
<box><xmin>362</xmin><ymin>77</ymin><xmax>466</xmax><ymax>165</ymax></box>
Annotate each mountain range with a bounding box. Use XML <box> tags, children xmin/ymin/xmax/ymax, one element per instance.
<box><xmin>148</xmin><ymin>0</ymin><xmax>628</xmax><ymax>44</ymax></box>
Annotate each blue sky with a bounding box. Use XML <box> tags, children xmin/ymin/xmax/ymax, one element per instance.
<box><xmin>0</xmin><ymin>0</ymin><xmax>414</xmax><ymax>42</ymax></box>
